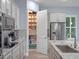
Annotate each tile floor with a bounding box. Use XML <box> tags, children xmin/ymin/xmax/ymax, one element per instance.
<box><xmin>28</xmin><ymin>49</ymin><xmax>49</xmax><ymax>59</ymax></box>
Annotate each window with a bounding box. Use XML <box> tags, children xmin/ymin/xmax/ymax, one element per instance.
<box><xmin>66</xmin><ymin>16</ymin><xmax>76</xmax><ymax>38</ymax></box>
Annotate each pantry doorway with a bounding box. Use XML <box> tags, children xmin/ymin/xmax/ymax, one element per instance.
<box><xmin>28</xmin><ymin>10</ymin><xmax>37</xmax><ymax>49</ymax></box>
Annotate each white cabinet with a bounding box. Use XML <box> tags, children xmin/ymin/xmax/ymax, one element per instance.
<box><xmin>6</xmin><ymin>0</ymin><xmax>12</xmax><ymax>16</ymax></box>
<box><xmin>0</xmin><ymin>0</ymin><xmax>1</xmax><ymax>9</ymax></box>
<box><xmin>4</xmin><ymin>42</ymin><xmax>26</xmax><ymax>59</ymax></box>
<box><xmin>12</xmin><ymin>0</ymin><xmax>16</xmax><ymax>18</ymax></box>
<box><xmin>12</xmin><ymin>46</ymin><xmax>20</xmax><ymax>59</ymax></box>
<box><xmin>19</xmin><ymin>42</ymin><xmax>26</xmax><ymax>59</ymax></box>
<box><xmin>50</xmin><ymin>13</ymin><xmax>66</xmax><ymax>22</ymax></box>
<box><xmin>19</xmin><ymin>45</ymin><xmax>22</xmax><ymax>59</ymax></box>
<box><xmin>54</xmin><ymin>50</ymin><xmax>62</xmax><ymax>59</ymax></box>
<box><xmin>1</xmin><ymin>0</ymin><xmax>18</xmax><ymax>17</ymax></box>
<box><xmin>19</xmin><ymin>43</ymin><xmax>23</xmax><ymax>59</ymax></box>
<box><xmin>48</xmin><ymin>44</ymin><xmax>55</xmax><ymax>59</ymax></box>
<box><xmin>20</xmin><ymin>42</ymin><xmax>25</xmax><ymax>59</ymax></box>
<box><xmin>48</xmin><ymin>45</ymin><xmax>52</xmax><ymax>59</ymax></box>
<box><xmin>1</xmin><ymin>0</ymin><xmax>17</xmax><ymax>17</ymax></box>
<box><xmin>15</xmin><ymin>6</ymin><xmax>20</xmax><ymax>29</ymax></box>
<box><xmin>48</xmin><ymin>43</ymin><xmax>62</xmax><ymax>59</ymax></box>
<box><xmin>23</xmin><ymin>42</ymin><xmax>26</xmax><ymax>56</ymax></box>
<box><xmin>4</xmin><ymin>53</ymin><xmax>12</xmax><ymax>59</ymax></box>
<box><xmin>1</xmin><ymin>0</ymin><xmax>6</xmax><ymax>13</ymax></box>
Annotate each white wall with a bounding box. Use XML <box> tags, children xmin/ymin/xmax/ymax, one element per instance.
<box><xmin>16</xmin><ymin>0</ymin><xmax>27</xmax><ymax>29</ymax></box>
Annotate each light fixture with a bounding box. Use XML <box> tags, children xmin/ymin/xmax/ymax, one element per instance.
<box><xmin>2</xmin><ymin>0</ymin><xmax>6</xmax><ymax>3</ymax></box>
<box><xmin>61</xmin><ymin>0</ymin><xmax>68</xmax><ymax>2</ymax></box>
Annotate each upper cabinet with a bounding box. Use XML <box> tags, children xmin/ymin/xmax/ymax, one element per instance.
<box><xmin>1</xmin><ymin>0</ymin><xmax>16</xmax><ymax>17</ymax></box>
<box><xmin>0</xmin><ymin>0</ymin><xmax>20</xmax><ymax>29</ymax></box>
<box><xmin>6</xmin><ymin>0</ymin><xmax>12</xmax><ymax>16</ymax></box>
<box><xmin>15</xmin><ymin>6</ymin><xmax>20</xmax><ymax>29</ymax></box>
<box><xmin>0</xmin><ymin>0</ymin><xmax>1</xmax><ymax>9</ymax></box>
<box><xmin>50</xmin><ymin>13</ymin><xmax>66</xmax><ymax>22</ymax></box>
<box><xmin>12</xmin><ymin>0</ymin><xmax>16</xmax><ymax>18</ymax></box>
<box><xmin>1</xmin><ymin>0</ymin><xmax>6</xmax><ymax>13</ymax></box>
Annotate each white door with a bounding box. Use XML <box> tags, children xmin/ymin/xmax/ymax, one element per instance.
<box><xmin>37</xmin><ymin>10</ymin><xmax>48</xmax><ymax>54</ymax></box>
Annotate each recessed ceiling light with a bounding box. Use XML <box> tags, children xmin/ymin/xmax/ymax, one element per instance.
<box><xmin>61</xmin><ymin>0</ymin><xmax>68</xmax><ymax>2</ymax></box>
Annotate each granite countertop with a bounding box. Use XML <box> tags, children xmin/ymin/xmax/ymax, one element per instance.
<box><xmin>49</xmin><ymin>40</ymin><xmax>79</xmax><ymax>59</ymax></box>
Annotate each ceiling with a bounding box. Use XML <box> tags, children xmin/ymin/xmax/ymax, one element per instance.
<box><xmin>36</xmin><ymin>0</ymin><xmax>79</xmax><ymax>7</ymax></box>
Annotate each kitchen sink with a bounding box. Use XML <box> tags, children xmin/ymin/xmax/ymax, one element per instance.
<box><xmin>56</xmin><ymin>45</ymin><xmax>79</xmax><ymax>53</ymax></box>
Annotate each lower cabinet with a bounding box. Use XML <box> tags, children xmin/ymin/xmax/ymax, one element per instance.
<box><xmin>20</xmin><ymin>42</ymin><xmax>26</xmax><ymax>59</ymax></box>
<box><xmin>4</xmin><ymin>53</ymin><xmax>12</xmax><ymax>59</ymax></box>
<box><xmin>23</xmin><ymin>42</ymin><xmax>26</xmax><ymax>56</ymax></box>
<box><xmin>4</xmin><ymin>41</ymin><xmax>26</xmax><ymax>59</ymax></box>
<box><xmin>20</xmin><ymin>43</ymin><xmax>24</xmax><ymax>59</ymax></box>
<box><xmin>48</xmin><ymin>43</ymin><xmax>62</xmax><ymax>59</ymax></box>
<box><xmin>19</xmin><ymin>42</ymin><xmax>26</xmax><ymax>59</ymax></box>
<box><xmin>12</xmin><ymin>46</ymin><xmax>20</xmax><ymax>59</ymax></box>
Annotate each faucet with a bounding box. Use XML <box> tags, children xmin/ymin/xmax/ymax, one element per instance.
<box><xmin>74</xmin><ymin>36</ymin><xmax>77</xmax><ymax>48</ymax></box>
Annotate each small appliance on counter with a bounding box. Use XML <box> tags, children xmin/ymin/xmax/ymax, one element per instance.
<box><xmin>8</xmin><ymin>32</ymin><xmax>16</xmax><ymax>41</ymax></box>
<box><xmin>4</xmin><ymin>31</ymin><xmax>18</xmax><ymax>48</ymax></box>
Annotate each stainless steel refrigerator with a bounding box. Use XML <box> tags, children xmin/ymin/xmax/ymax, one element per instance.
<box><xmin>50</xmin><ymin>22</ymin><xmax>65</xmax><ymax>40</ymax></box>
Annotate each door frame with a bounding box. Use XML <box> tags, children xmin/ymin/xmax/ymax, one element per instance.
<box><xmin>27</xmin><ymin>9</ymin><xmax>48</xmax><ymax>55</ymax></box>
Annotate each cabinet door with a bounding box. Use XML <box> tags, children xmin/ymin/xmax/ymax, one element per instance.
<box><xmin>22</xmin><ymin>43</ymin><xmax>25</xmax><ymax>59</ymax></box>
<box><xmin>50</xmin><ymin>13</ymin><xmax>58</xmax><ymax>22</ymax></box>
<box><xmin>48</xmin><ymin>44</ymin><xmax>55</xmax><ymax>59</ymax></box>
<box><xmin>54</xmin><ymin>48</ymin><xmax>62</xmax><ymax>59</ymax></box>
<box><xmin>19</xmin><ymin>44</ymin><xmax>23</xmax><ymax>59</ymax></box>
<box><xmin>57</xmin><ymin>13</ymin><xmax>66</xmax><ymax>22</ymax></box>
<box><xmin>4</xmin><ymin>53</ymin><xmax>12</xmax><ymax>59</ymax></box>
<box><xmin>12</xmin><ymin>0</ymin><xmax>16</xmax><ymax>18</ymax></box>
<box><xmin>48</xmin><ymin>45</ymin><xmax>51</xmax><ymax>59</ymax></box>
<box><xmin>1</xmin><ymin>0</ymin><xmax>6</xmax><ymax>13</ymax></box>
<box><xmin>50</xmin><ymin>13</ymin><xmax>66</xmax><ymax>22</ymax></box>
<box><xmin>15</xmin><ymin>7</ymin><xmax>20</xmax><ymax>29</ymax></box>
<box><xmin>12</xmin><ymin>47</ymin><xmax>20</xmax><ymax>59</ymax></box>
<box><xmin>51</xmin><ymin>45</ymin><xmax>55</xmax><ymax>59</ymax></box>
<box><xmin>0</xmin><ymin>0</ymin><xmax>1</xmax><ymax>9</ymax></box>
<box><xmin>19</xmin><ymin>46</ymin><xmax>22</xmax><ymax>59</ymax></box>
<box><xmin>6</xmin><ymin>0</ymin><xmax>12</xmax><ymax>16</ymax></box>
<box><xmin>23</xmin><ymin>42</ymin><xmax>26</xmax><ymax>56</ymax></box>
<box><xmin>20</xmin><ymin>42</ymin><xmax>25</xmax><ymax>59</ymax></box>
